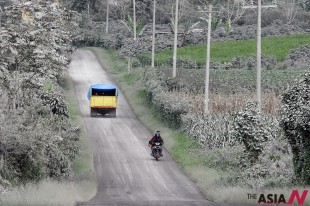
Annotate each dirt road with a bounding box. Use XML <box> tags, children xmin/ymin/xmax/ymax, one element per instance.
<box><xmin>69</xmin><ymin>50</ymin><xmax>227</xmax><ymax>206</ymax></box>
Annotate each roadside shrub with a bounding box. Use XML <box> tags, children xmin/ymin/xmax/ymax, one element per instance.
<box><xmin>243</xmin><ymin>164</ymin><xmax>269</xmax><ymax>179</ymax></box>
<box><xmin>152</xmin><ymin>91</ymin><xmax>189</xmax><ymax>129</ymax></box>
<box><xmin>182</xmin><ymin>113</ymin><xmax>234</xmax><ymax>148</ymax></box>
<box><xmin>0</xmin><ymin>1</ymin><xmax>80</xmax><ymax>187</ymax></box>
<box><xmin>281</xmin><ymin>69</ymin><xmax>310</xmax><ymax>184</ymax></box>
<box><xmin>231</xmin><ymin>102</ymin><xmax>274</xmax><ymax>164</ymax></box>
<box><xmin>202</xmin><ymin>145</ymin><xmax>244</xmax><ymax>171</ymax></box>
<box><xmin>144</xmin><ymin>68</ymin><xmax>189</xmax><ymax>129</ymax></box>
<box><xmin>40</xmin><ymin>92</ymin><xmax>69</xmax><ymax>117</ymax></box>
<box><xmin>238</xmin><ymin>132</ymin><xmax>294</xmax><ymax>189</ymax></box>
<box><xmin>0</xmin><ymin>98</ymin><xmax>80</xmax><ymax>183</ymax></box>
<box><xmin>261</xmin><ymin>133</ymin><xmax>294</xmax><ymax>187</ymax></box>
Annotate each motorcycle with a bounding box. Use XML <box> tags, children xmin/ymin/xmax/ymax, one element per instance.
<box><xmin>152</xmin><ymin>142</ymin><xmax>163</xmax><ymax>161</ymax></box>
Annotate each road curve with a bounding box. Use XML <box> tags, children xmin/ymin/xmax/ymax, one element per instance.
<box><xmin>69</xmin><ymin>50</ymin><xmax>225</xmax><ymax>206</ymax></box>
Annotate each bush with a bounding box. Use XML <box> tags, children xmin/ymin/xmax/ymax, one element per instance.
<box><xmin>281</xmin><ymin>69</ymin><xmax>310</xmax><ymax>184</ymax></box>
<box><xmin>40</xmin><ymin>92</ymin><xmax>69</xmax><ymax>117</ymax></box>
<box><xmin>231</xmin><ymin>102</ymin><xmax>274</xmax><ymax>164</ymax></box>
<box><xmin>144</xmin><ymin>68</ymin><xmax>189</xmax><ymax>129</ymax></box>
<box><xmin>261</xmin><ymin>10</ymin><xmax>282</xmax><ymax>27</ymax></box>
<box><xmin>0</xmin><ymin>2</ymin><xmax>80</xmax><ymax>186</ymax></box>
<box><xmin>0</xmin><ymin>102</ymin><xmax>80</xmax><ymax>183</ymax></box>
<box><xmin>182</xmin><ymin>113</ymin><xmax>234</xmax><ymax>148</ymax></box>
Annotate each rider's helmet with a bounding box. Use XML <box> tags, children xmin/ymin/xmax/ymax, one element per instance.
<box><xmin>155</xmin><ymin>131</ymin><xmax>160</xmax><ymax>137</ymax></box>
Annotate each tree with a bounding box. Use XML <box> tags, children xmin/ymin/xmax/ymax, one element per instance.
<box><xmin>106</xmin><ymin>0</ymin><xmax>109</xmax><ymax>33</ymax></box>
<box><xmin>0</xmin><ymin>3</ymin><xmax>73</xmax><ymax>110</ymax></box>
<box><xmin>135</xmin><ymin>0</ymin><xmax>153</xmax><ymax>23</ymax></box>
<box><xmin>108</xmin><ymin>0</ymin><xmax>131</xmax><ymax>20</ymax></box>
<box><xmin>231</xmin><ymin>102</ymin><xmax>273</xmax><ymax>164</ymax></box>
<box><xmin>279</xmin><ymin>0</ymin><xmax>299</xmax><ymax>24</ymax></box>
<box><xmin>0</xmin><ymin>1</ymin><xmax>79</xmax><ymax>183</ymax></box>
<box><xmin>299</xmin><ymin>0</ymin><xmax>310</xmax><ymax>11</ymax></box>
<box><xmin>281</xmin><ymin>70</ymin><xmax>310</xmax><ymax>184</ymax></box>
<box><xmin>67</xmin><ymin>0</ymin><xmax>96</xmax><ymax>12</ymax></box>
<box><xmin>120</xmin><ymin>11</ymin><xmax>145</xmax><ymax>39</ymax></box>
<box><xmin>219</xmin><ymin>0</ymin><xmax>245</xmax><ymax>34</ymax></box>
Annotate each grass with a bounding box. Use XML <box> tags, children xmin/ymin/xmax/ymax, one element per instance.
<box><xmin>118</xmin><ymin>70</ymin><xmax>141</xmax><ymax>86</ymax></box>
<box><xmin>0</xmin><ymin>180</ymin><xmax>95</xmax><ymax>206</ymax></box>
<box><xmin>145</xmin><ymin>34</ymin><xmax>310</xmax><ymax>64</ymax></box>
<box><xmin>0</xmin><ymin>73</ymin><xmax>97</xmax><ymax>206</ymax></box>
<box><xmin>88</xmin><ymin>47</ymin><xmax>310</xmax><ymax>205</ymax></box>
<box><xmin>66</xmin><ymin>72</ymin><xmax>96</xmax><ymax>187</ymax></box>
<box><xmin>43</xmin><ymin>80</ymin><xmax>53</xmax><ymax>92</ymax></box>
<box><xmin>86</xmin><ymin>47</ymin><xmax>127</xmax><ymax>74</ymax></box>
<box><xmin>171</xmin><ymin>133</ymin><xmax>200</xmax><ymax>169</ymax></box>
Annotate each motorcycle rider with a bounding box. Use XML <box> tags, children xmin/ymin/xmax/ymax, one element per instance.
<box><xmin>148</xmin><ymin>131</ymin><xmax>164</xmax><ymax>156</ymax></box>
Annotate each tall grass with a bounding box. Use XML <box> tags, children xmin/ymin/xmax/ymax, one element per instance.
<box><xmin>149</xmin><ymin>34</ymin><xmax>310</xmax><ymax>64</ymax></box>
<box><xmin>177</xmin><ymin>91</ymin><xmax>281</xmax><ymax>115</ymax></box>
<box><xmin>0</xmin><ymin>180</ymin><xmax>96</xmax><ymax>206</ymax></box>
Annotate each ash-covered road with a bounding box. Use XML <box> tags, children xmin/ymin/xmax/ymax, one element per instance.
<box><xmin>69</xmin><ymin>50</ymin><xmax>230</xmax><ymax>206</ymax></box>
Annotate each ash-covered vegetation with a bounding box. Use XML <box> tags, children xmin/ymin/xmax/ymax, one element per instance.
<box><xmin>0</xmin><ymin>0</ymin><xmax>309</xmax><ymax>200</ymax></box>
<box><xmin>63</xmin><ymin>0</ymin><xmax>310</xmax><ymax>68</ymax></box>
<box><xmin>141</xmin><ymin>66</ymin><xmax>310</xmax><ymax>189</ymax></box>
<box><xmin>65</xmin><ymin>0</ymin><xmax>310</xmax><ymax>74</ymax></box>
<box><xmin>75</xmin><ymin>0</ymin><xmax>308</xmax><ymax>190</ymax></box>
<box><xmin>63</xmin><ymin>0</ymin><xmax>310</xmax><ymax>191</ymax></box>
<box><xmin>0</xmin><ymin>1</ymin><xmax>82</xmax><ymax>193</ymax></box>
<box><xmin>74</xmin><ymin>1</ymin><xmax>310</xmax><ymax>189</ymax></box>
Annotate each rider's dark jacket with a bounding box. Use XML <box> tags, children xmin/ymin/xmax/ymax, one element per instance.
<box><xmin>149</xmin><ymin>135</ymin><xmax>164</xmax><ymax>146</ymax></box>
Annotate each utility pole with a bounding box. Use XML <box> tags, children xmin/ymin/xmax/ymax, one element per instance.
<box><xmin>0</xmin><ymin>0</ymin><xmax>4</xmax><ymax>31</ymax></box>
<box><xmin>87</xmin><ymin>1</ymin><xmax>90</xmax><ymax>20</ymax></box>
<box><xmin>133</xmin><ymin>0</ymin><xmax>137</xmax><ymax>40</ymax></box>
<box><xmin>204</xmin><ymin>5</ymin><xmax>212</xmax><ymax>114</ymax></box>
<box><xmin>257</xmin><ymin>0</ymin><xmax>262</xmax><ymax>112</ymax></box>
<box><xmin>172</xmin><ymin>0</ymin><xmax>179</xmax><ymax>78</ymax></box>
<box><xmin>242</xmin><ymin>0</ymin><xmax>277</xmax><ymax>113</ymax></box>
<box><xmin>106</xmin><ymin>0</ymin><xmax>109</xmax><ymax>33</ymax></box>
<box><xmin>0</xmin><ymin>6</ymin><xmax>2</xmax><ymax>31</ymax></box>
<box><xmin>151</xmin><ymin>0</ymin><xmax>156</xmax><ymax>68</ymax></box>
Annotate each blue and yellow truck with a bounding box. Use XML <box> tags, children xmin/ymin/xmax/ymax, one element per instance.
<box><xmin>87</xmin><ymin>84</ymin><xmax>118</xmax><ymax>117</ymax></box>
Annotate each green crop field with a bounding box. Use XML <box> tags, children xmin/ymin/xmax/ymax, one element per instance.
<box><xmin>142</xmin><ymin>34</ymin><xmax>310</xmax><ymax>64</ymax></box>
<box><xmin>158</xmin><ymin>67</ymin><xmax>305</xmax><ymax>94</ymax></box>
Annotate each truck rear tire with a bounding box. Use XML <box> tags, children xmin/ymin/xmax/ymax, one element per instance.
<box><xmin>110</xmin><ymin>108</ymin><xmax>116</xmax><ymax>118</ymax></box>
<box><xmin>90</xmin><ymin>108</ymin><xmax>96</xmax><ymax>117</ymax></box>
